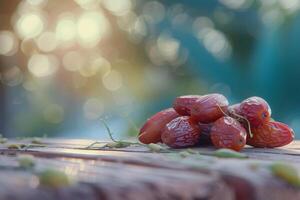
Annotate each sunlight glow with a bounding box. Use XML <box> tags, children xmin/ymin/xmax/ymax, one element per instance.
<box><xmin>193</xmin><ymin>17</ymin><xmax>214</xmax><ymax>36</ymax></box>
<box><xmin>63</xmin><ymin>51</ymin><xmax>85</xmax><ymax>71</ymax></box>
<box><xmin>102</xmin><ymin>70</ymin><xmax>123</xmax><ymax>91</ymax></box>
<box><xmin>56</xmin><ymin>17</ymin><xmax>77</xmax><ymax>42</ymax></box>
<box><xmin>279</xmin><ymin>0</ymin><xmax>300</xmax><ymax>12</ymax></box>
<box><xmin>28</xmin><ymin>54</ymin><xmax>59</xmax><ymax>77</ymax></box>
<box><xmin>79</xmin><ymin>56</ymin><xmax>111</xmax><ymax>77</ymax></box>
<box><xmin>157</xmin><ymin>34</ymin><xmax>180</xmax><ymax>62</ymax></box>
<box><xmin>20</xmin><ymin>39</ymin><xmax>36</xmax><ymax>55</ymax></box>
<box><xmin>15</xmin><ymin>13</ymin><xmax>44</xmax><ymax>39</ymax></box>
<box><xmin>102</xmin><ymin>0</ymin><xmax>132</xmax><ymax>16</ymax></box>
<box><xmin>90</xmin><ymin>57</ymin><xmax>111</xmax><ymax>75</ymax></box>
<box><xmin>77</xmin><ymin>12</ymin><xmax>110</xmax><ymax>48</ymax></box>
<box><xmin>142</xmin><ymin>1</ymin><xmax>165</xmax><ymax>24</ymax></box>
<box><xmin>203</xmin><ymin>29</ymin><xmax>232</xmax><ymax>60</ymax></box>
<box><xmin>219</xmin><ymin>0</ymin><xmax>251</xmax><ymax>9</ymax></box>
<box><xmin>0</xmin><ymin>31</ymin><xmax>18</xmax><ymax>56</ymax></box>
<box><xmin>36</xmin><ymin>31</ymin><xmax>57</xmax><ymax>52</ymax></box>
<box><xmin>26</xmin><ymin>0</ymin><xmax>47</xmax><ymax>6</ymax></box>
<box><xmin>194</xmin><ymin>19</ymin><xmax>232</xmax><ymax>61</ymax></box>
<box><xmin>74</xmin><ymin>0</ymin><xmax>100</xmax><ymax>10</ymax></box>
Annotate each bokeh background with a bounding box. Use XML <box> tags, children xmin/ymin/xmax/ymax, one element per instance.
<box><xmin>1</xmin><ymin>0</ymin><xmax>300</xmax><ymax>139</ymax></box>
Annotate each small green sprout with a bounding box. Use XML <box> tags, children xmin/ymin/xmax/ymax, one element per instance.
<box><xmin>18</xmin><ymin>154</ymin><xmax>35</xmax><ymax>169</ymax></box>
<box><xmin>38</xmin><ymin>169</ymin><xmax>71</xmax><ymax>187</ymax></box>
<box><xmin>179</xmin><ymin>151</ymin><xmax>190</xmax><ymax>158</ymax></box>
<box><xmin>7</xmin><ymin>144</ymin><xmax>22</xmax><ymax>150</ymax></box>
<box><xmin>87</xmin><ymin>119</ymin><xmax>141</xmax><ymax>149</ymax></box>
<box><xmin>0</xmin><ymin>138</ymin><xmax>7</xmax><ymax>144</ymax></box>
<box><xmin>186</xmin><ymin>148</ymin><xmax>198</xmax><ymax>154</ymax></box>
<box><xmin>0</xmin><ymin>134</ymin><xmax>7</xmax><ymax>144</ymax></box>
<box><xmin>270</xmin><ymin>162</ymin><xmax>300</xmax><ymax>187</ymax></box>
<box><xmin>31</xmin><ymin>137</ymin><xmax>43</xmax><ymax>144</ymax></box>
<box><xmin>213</xmin><ymin>148</ymin><xmax>248</xmax><ymax>159</ymax></box>
<box><xmin>147</xmin><ymin>143</ymin><xmax>164</xmax><ymax>152</ymax></box>
<box><xmin>105</xmin><ymin>141</ymin><xmax>131</xmax><ymax>148</ymax></box>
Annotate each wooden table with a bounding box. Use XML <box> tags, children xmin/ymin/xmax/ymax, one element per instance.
<box><xmin>0</xmin><ymin>139</ymin><xmax>300</xmax><ymax>200</ymax></box>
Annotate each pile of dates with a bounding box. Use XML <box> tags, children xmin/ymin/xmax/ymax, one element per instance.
<box><xmin>138</xmin><ymin>94</ymin><xmax>294</xmax><ymax>151</ymax></box>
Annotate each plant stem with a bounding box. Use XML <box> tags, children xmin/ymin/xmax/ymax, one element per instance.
<box><xmin>217</xmin><ymin>104</ymin><xmax>253</xmax><ymax>138</ymax></box>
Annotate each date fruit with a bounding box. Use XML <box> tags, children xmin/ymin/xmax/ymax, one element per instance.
<box><xmin>190</xmin><ymin>93</ymin><xmax>229</xmax><ymax>123</ymax></box>
<box><xmin>247</xmin><ymin>121</ymin><xmax>294</xmax><ymax>148</ymax></box>
<box><xmin>239</xmin><ymin>97</ymin><xmax>271</xmax><ymax>127</ymax></box>
<box><xmin>138</xmin><ymin>108</ymin><xmax>179</xmax><ymax>144</ymax></box>
<box><xmin>227</xmin><ymin>103</ymin><xmax>241</xmax><ymax>116</ymax></box>
<box><xmin>173</xmin><ymin>95</ymin><xmax>202</xmax><ymax>116</ymax></box>
<box><xmin>210</xmin><ymin>116</ymin><xmax>247</xmax><ymax>151</ymax></box>
<box><xmin>161</xmin><ymin>116</ymin><xmax>200</xmax><ymax>148</ymax></box>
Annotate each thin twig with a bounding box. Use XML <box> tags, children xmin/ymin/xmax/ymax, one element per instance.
<box><xmin>100</xmin><ymin>119</ymin><xmax>118</xmax><ymax>143</ymax></box>
<box><xmin>101</xmin><ymin>119</ymin><xmax>142</xmax><ymax>145</ymax></box>
<box><xmin>217</xmin><ymin>104</ymin><xmax>230</xmax><ymax>117</ymax></box>
<box><xmin>85</xmin><ymin>142</ymin><xmax>103</xmax><ymax>149</ymax></box>
<box><xmin>230</xmin><ymin>112</ymin><xmax>253</xmax><ymax>138</ymax></box>
<box><xmin>118</xmin><ymin>113</ymin><xmax>139</xmax><ymax>133</ymax></box>
<box><xmin>86</xmin><ymin>119</ymin><xmax>142</xmax><ymax>149</ymax></box>
<box><xmin>217</xmin><ymin>104</ymin><xmax>253</xmax><ymax>138</ymax></box>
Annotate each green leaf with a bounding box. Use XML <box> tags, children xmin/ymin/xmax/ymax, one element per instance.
<box><xmin>7</xmin><ymin>144</ymin><xmax>21</xmax><ymax>150</ymax></box>
<box><xmin>27</xmin><ymin>144</ymin><xmax>46</xmax><ymax>148</ymax></box>
<box><xmin>0</xmin><ymin>138</ymin><xmax>7</xmax><ymax>144</ymax></box>
<box><xmin>18</xmin><ymin>155</ymin><xmax>35</xmax><ymax>169</ymax></box>
<box><xmin>38</xmin><ymin>169</ymin><xmax>71</xmax><ymax>187</ymax></box>
<box><xmin>31</xmin><ymin>137</ymin><xmax>43</xmax><ymax>144</ymax></box>
<box><xmin>213</xmin><ymin>148</ymin><xmax>248</xmax><ymax>159</ymax></box>
<box><xmin>147</xmin><ymin>143</ymin><xmax>164</xmax><ymax>152</ymax></box>
<box><xmin>270</xmin><ymin>163</ymin><xmax>300</xmax><ymax>187</ymax></box>
<box><xmin>105</xmin><ymin>142</ymin><xmax>131</xmax><ymax>148</ymax></box>
<box><xmin>179</xmin><ymin>151</ymin><xmax>190</xmax><ymax>158</ymax></box>
<box><xmin>186</xmin><ymin>148</ymin><xmax>198</xmax><ymax>154</ymax></box>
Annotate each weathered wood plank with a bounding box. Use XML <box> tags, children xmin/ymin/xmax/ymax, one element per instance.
<box><xmin>2</xmin><ymin>139</ymin><xmax>300</xmax><ymax>164</ymax></box>
<box><xmin>0</xmin><ymin>155</ymin><xmax>233</xmax><ymax>200</ymax></box>
<box><xmin>0</xmin><ymin>139</ymin><xmax>300</xmax><ymax>200</ymax></box>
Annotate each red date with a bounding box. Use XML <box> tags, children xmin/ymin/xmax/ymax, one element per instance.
<box><xmin>161</xmin><ymin>116</ymin><xmax>200</xmax><ymax>148</ymax></box>
<box><xmin>173</xmin><ymin>95</ymin><xmax>202</xmax><ymax>116</ymax></box>
<box><xmin>210</xmin><ymin>116</ymin><xmax>247</xmax><ymax>151</ymax></box>
<box><xmin>247</xmin><ymin>121</ymin><xmax>294</xmax><ymax>148</ymax></box>
<box><xmin>138</xmin><ymin>108</ymin><xmax>179</xmax><ymax>144</ymax></box>
<box><xmin>138</xmin><ymin>93</ymin><xmax>293</xmax><ymax>151</ymax></box>
<box><xmin>227</xmin><ymin>103</ymin><xmax>241</xmax><ymax>116</ymax></box>
<box><xmin>239</xmin><ymin>97</ymin><xmax>271</xmax><ymax>127</ymax></box>
<box><xmin>190</xmin><ymin>93</ymin><xmax>229</xmax><ymax>123</ymax></box>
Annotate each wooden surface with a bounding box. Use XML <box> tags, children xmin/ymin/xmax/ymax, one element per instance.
<box><xmin>1</xmin><ymin>139</ymin><xmax>300</xmax><ymax>200</ymax></box>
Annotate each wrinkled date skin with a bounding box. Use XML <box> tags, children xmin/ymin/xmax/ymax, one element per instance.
<box><xmin>210</xmin><ymin>116</ymin><xmax>247</xmax><ymax>151</ymax></box>
<box><xmin>190</xmin><ymin>93</ymin><xmax>229</xmax><ymax>123</ymax></box>
<box><xmin>239</xmin><ymin>97</ymin><xmax>271</xmax><ymax>127</ymax></box>
<box><xmin>161</xmin><ymin>116</ymin><xmax>200</xmax><ymax>148</ymax></box>
<box><xmin>173</xmin><ymin>95</ymin><xmax>202</xmax><ymax>116</ymax></box>
<box><xmin>138</xmin><ymin>108</ymin><xmax>179</xmax><ymax>144</ymax></box>
<box><xmin>247</xmin><ymin>121</ymin><xmax>294</xmax><ymax>148</ymax></box>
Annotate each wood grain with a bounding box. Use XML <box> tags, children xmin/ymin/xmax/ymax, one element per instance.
<box><xmin>0</xmin><ymin>139</ymin><xmax>300</xmax><ymax>200</ymax></box>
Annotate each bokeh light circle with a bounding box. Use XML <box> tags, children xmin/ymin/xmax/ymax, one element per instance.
<box><xmin>28</xmin><ymin>54</ymin><xmax>59</xmax><ymax>77</ymax></box>
<box><xmin>15</xmin><ymin>13</ymin><xmax>45</xmax><ymax>39</ymax></box>
<box><xmin>0</xmin><ymin>31</ymin><xmax>19</xmax><ymax>56</ymax></box>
